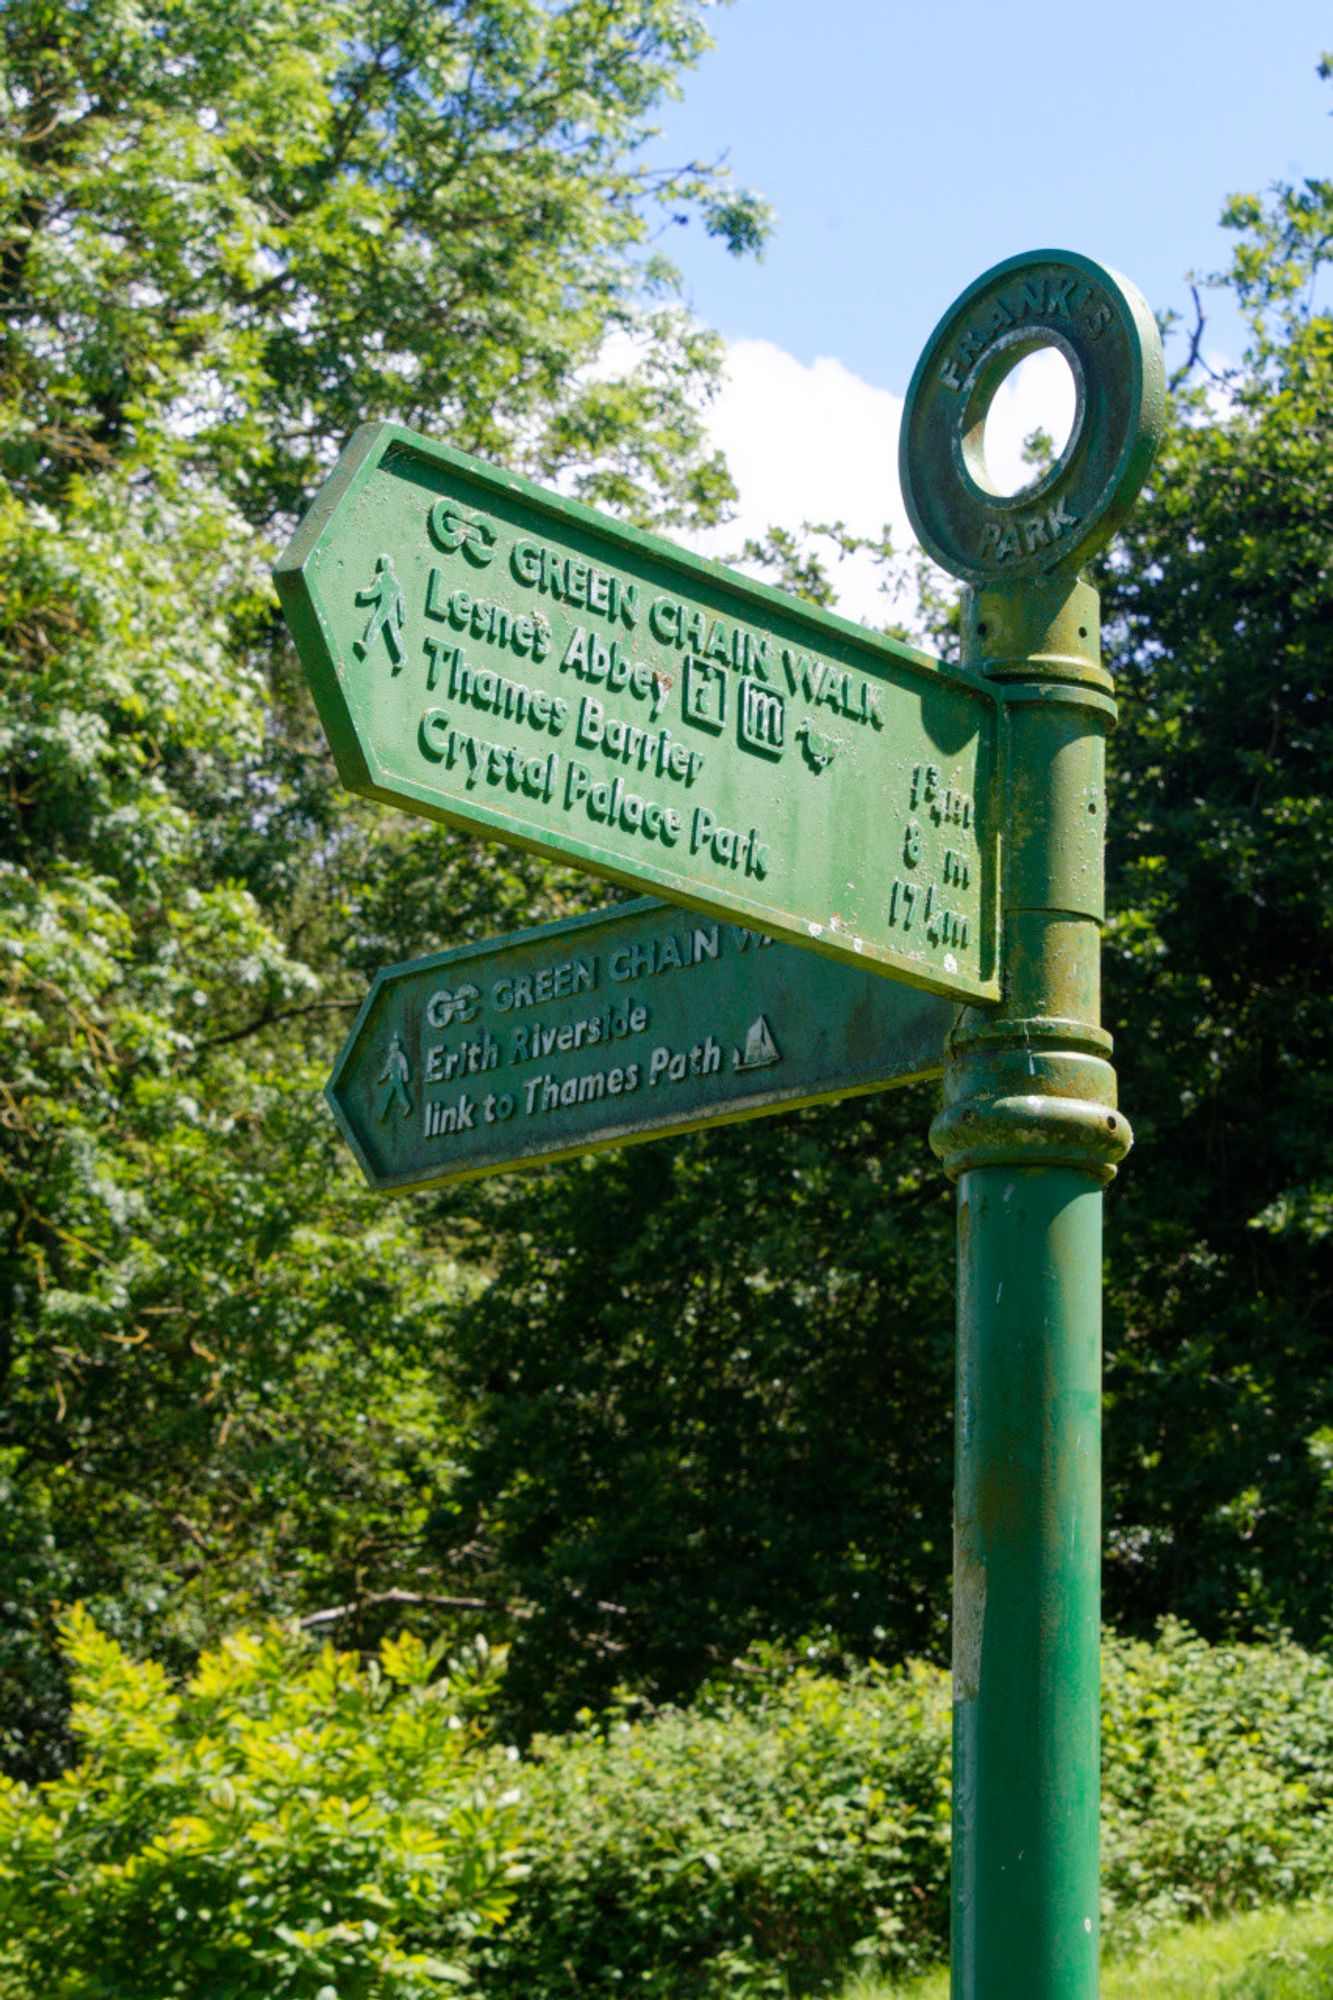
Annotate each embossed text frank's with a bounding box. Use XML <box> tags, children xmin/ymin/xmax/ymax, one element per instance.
<box><xmin>899</xmin><ymin>248</ymin><xmax>1165</xmax><ymax>587</ymax></box>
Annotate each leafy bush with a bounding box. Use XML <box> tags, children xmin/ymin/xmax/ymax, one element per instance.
<box><xmin>478</xmin><ymin>1624</ymin><xmax>1333</xmax><ymax>1997</ymax></box>
<box><xmin>479</xmin><ymin>1661</ymin><xmax>953</xmax><ymax>1996</ymax></box>
<box><xmin>1102</xmin><ymin>1621</ymin><xmax>1333</xmax><ymax>1941</ymax></box>
<box><xmin>4</xmin><ymin>1617</ymin><xmax>1333</xmax><ymax>1998</ymax></box>
<box><xmin>0</xmin><ymin>1611</ymin><xmax>524</xmax><ymax>1997</ymax></box>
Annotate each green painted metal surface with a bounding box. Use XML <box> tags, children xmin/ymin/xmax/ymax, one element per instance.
<box><xmin>931</xmin><ymin>577</ymin><xmax>1123</xmax><ymax>2000</ymax></box>
<box><xmin>905</xmin><ymin>249</ymin><xmax>1164</xmax><ymax>2000</ymax></box>
<box><xmin>328</xmin><ymin>898</ymin><xmax>955</xmax><ymax>1191</ymax></box>
<box><xmin>275</xmin><ymin>422</ymin><xmax>1000</xmax><ymax>1004</ymax></box>
<box><xmin>950</xmin><ymin>1168</ymin><xmax>1103</xmax><ymax>1996</ymax></box>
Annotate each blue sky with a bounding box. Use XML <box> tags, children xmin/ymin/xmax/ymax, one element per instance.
<box><xmin>649</xmin><ymin>2</ymin><xmax>1330</xmax><ymax>618</ymax></box>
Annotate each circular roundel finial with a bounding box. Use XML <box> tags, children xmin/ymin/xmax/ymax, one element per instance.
<box><xmin>899</xmin><ymin>249</ymin><xmax>1165</xmax><ymax>587</ymax></box>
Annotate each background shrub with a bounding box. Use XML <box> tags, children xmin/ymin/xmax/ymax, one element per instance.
<box><xmin>1102</xmin><ymin>1621</ymin><xmax>1333</xmax><ymax>1941</ymax></box>
<box><xmin>0</xmin><ymin>1612</ymin><xmax>524</xmax><ymax>1998</ymax></box>
<box><xmin>4</xmin><ymin>1617</ymin><xmax>1332</xmax><ymax>1997</ymax></box>
<box><xmin>482</xmin><ymin>1625</ymin><xmax>1333</xmax><ymax>1997</ymax></box>
<box><xmin>480</xmin><ymin>1660</ymin><xmax>953</xmax><ymax>1997</ymax></box>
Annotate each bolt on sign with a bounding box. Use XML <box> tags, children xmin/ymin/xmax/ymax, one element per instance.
<box><xmin>329</xmin><ymin>897</ymin><xmax>956</xmax><ymax>1192</ymax></box>
<box><xmin>275</xmin><ymin>423</ymin><xmax>1000</xmax><ymax>1005</ymax></box>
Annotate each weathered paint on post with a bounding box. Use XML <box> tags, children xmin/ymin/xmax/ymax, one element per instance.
<box><xmin>329</xmin><ymin>898</ymin><xmax>955</xmax><ymax>1191</ymax></box>
<box><xmin>950</xmin><ymin>1159</ymin><xmax>1104</xmax><ymax>1991</ymax></box>
<box><xmin>938</xmin><ymin>581</ymin><xmax>1121</xmax><ymax>2000</ymax></box>
<box><xmin>902</xmin><ymin>251</ymin><xmax>1165</xmax><ymax>2000</ymax></box>
<box><xmin>275</xmin><ymin>422</ymin><xmax>1000</xmax><ymax>1003</ymax></box>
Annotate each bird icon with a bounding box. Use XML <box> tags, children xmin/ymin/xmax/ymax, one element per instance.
<box><xmin>796</xmin><ymin>719</ymin><xmax>841</xmax><ymax>772</ymax></box>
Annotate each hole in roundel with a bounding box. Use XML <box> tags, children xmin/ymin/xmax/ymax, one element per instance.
<box><xmin>980</xmin><ymin>347</ymin><xmax>1078</xmax><ymax>498</ymax></box>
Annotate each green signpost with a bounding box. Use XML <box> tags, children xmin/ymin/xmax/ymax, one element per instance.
<box><xmin>902</xmin><ymin>250</ymin><xmax>1164</xmax><ymax>2000</ymax></box>
<box><xmin>278</xmin><ymin>246</ymin><xmax>1165</xmax><ymax>2000</ymax></box>
<box><xmin>274</xmin><ymin>422</ymin><xmax>999</xmax><ymax>1003</ymax></box>
<box><xmin>328</xmin><ymin>897</ymin><xmax>955</xmax><ymax>1191</ymax></box>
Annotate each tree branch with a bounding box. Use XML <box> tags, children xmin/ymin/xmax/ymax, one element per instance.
<box><xmin>190</xmin><ymin>998</ymin><xmax>359</xmax><ymax>1054</ymax></box>
<box><xmin>1169</xmin><ymin>283</ymin><xmax>1231</xmax><ymax>393</ymax></box>
<box><xmin>298</xmin><ymin>1587</ymin><xmax>534</xmax><ymax>1628</ymax></box>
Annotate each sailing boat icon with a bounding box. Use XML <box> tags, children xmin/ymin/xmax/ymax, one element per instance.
<box><xmin>733</xmin><ymin>1014</ymin><xmax>782</xmax><ymax>1072</ymax></box>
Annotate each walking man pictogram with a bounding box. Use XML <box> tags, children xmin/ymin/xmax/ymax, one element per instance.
<box><xmin>354</xmin><ymin>554</ymin><xmax>406</xmax><ymax>667</ymax></box>
<box><xmin>377</xmin><ymin>1032</ymin><xmax>413</xmax><ymax>1119</ymax></box>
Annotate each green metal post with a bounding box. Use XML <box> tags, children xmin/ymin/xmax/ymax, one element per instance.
<box><xmin>932</xmin><ymin>577</ymin><xmax>1129</xmax><ymax>1999</ymax></box>
<box><xmin>899</xmin><ymin>250</ymin><xmax>1164</xmax><ymax>1997</ymax></box>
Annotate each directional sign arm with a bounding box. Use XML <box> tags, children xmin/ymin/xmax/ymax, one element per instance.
<box><xmin>327</xmin><ymin>899</ymin><xmax>957</xmax><ymax>1193</ymax></box>
<box><xmin>276</xmin><ymin>422</ymin><xmax>1001</xmax><ymax>1005</ymax></box>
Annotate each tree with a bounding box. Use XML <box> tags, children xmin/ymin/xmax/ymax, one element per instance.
<box><xmin>1097</xmin><ymin>92</ymin><xmax>1333</xmax><ymax>1646</ymax></box>
<box><xmin>442</xmin><ymin>1092</ymin><xmax>956</xmax><ymax>1734</ymax></box>
<box><xmin>0</xmin><ymin>0</ymin><xmax>768</xmax><ymax>1772</ymax></box>
<box><xmin>1</xmin><ymin>0</ymin><xmax>764</xmax><ymax>523</ymax></box>
<box><xmin>5</xmin><ymin>0</ymin><xmax>1331</xmax><ymax>1776</ymax></box>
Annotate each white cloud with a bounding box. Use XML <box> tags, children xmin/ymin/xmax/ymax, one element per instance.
<box><xmin>679</xmin><ymin>339</ymin><xmax>911</xmax><ymax>627</ymax></box>
<box><xmin>678</xmin><ymin>338</ymin><xmax>1080</xmax><ymax>628</ymax></box>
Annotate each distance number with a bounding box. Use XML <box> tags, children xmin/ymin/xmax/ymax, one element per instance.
<box><xmin>909</xmin><ymin>762</ymin><xmax>972</xmax><ymax>829</ymax></box>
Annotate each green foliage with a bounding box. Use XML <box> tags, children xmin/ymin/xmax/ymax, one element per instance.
<box><xmin>0</xmin><ymin>0</ymin><xmax>768</xmax><ymax>523</ymax></box>
<box><xmin>482</xmin><ymin>1657</ymin><xmax>953</xmax><ymax>1997</ymax></box>
<box><xmin>0</xmin><ymin>0</ymin><xmax>767</xmax><ymax>1773</ymax></box>
<box><xmin>3</xmin><ymin>1618</ymin><xmax>1333</xmax><ymax>1997</ymax></box>
<box><xmin>1</xmin><ymin>0</ymin><xmax>1331</xmax><ymax>1887</ymax></box>
<box><xmin>1097</xmin><ymin>95</ymin><xmax>1333</xmax><ymax>1649</ymax></box>
<box><xmin>445</xmin><ymin>1104</ymin><xmax>955</xmax><ymax>1734</ymax></box>
<box><xmin>1101</xmin><ymin>1622</ymin><xmax>1333</xmax><ymax>1939</ymax></box>
<box><xmin>468</xmin><ymin>1625</ymin><xmax>1333</xmax><ymax>1997</ymax></box>
<box><xmin>0</xmin><ymin>1609</ymin><xmax>522</xmax><ymax>1996</ymax></box>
